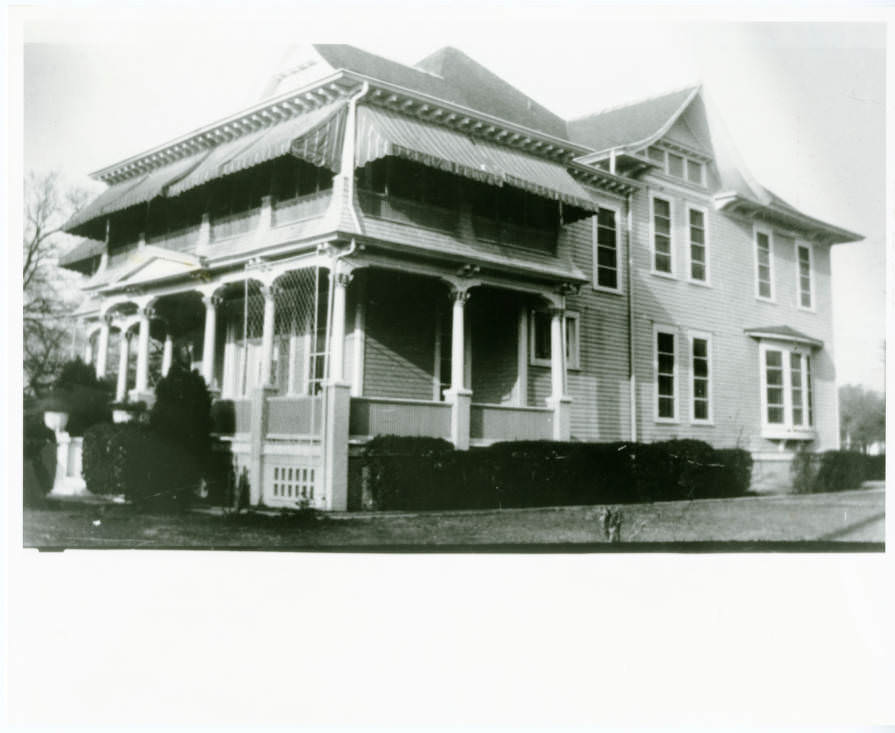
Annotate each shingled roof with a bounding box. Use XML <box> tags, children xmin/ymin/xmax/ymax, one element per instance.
<box><xmin>311</xmin><ymin>45</ymin><xmax>569</xmax><ymax>140</ymax></box>
<box><xmin>567</xmin><ymin>86</ymin><xmax>699</xmax><ymax>153</ymax></box>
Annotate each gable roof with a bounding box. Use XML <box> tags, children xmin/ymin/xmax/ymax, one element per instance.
<box><xmin>744</xmin><ymin>325</ymin><xmax>824</xmax><ymax>348</ymax></box>
<box><xmin>567</xmin><ymin>86</ymin><xmax>700</xmax><ymax>153</ymax></box>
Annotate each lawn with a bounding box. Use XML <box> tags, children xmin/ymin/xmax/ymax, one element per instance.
<box><xmin>23</xmin><ymin>487</ymin><xmax>884</xmax><ymax>550</ymax></box>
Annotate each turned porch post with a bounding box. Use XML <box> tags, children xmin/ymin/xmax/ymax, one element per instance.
<box><xmin>445</xmin><ymin>287</ymin><xmax>472</xmax><ymax>450</ymax></box>
<box><xmin>330</xmin><ymin>271</ymin><xmax>351</xmax><ymax>383</ymax></box>
<box><xmin>202</xmin><ymin>294</ymin><xmax>220</xmax><ymax>386</ymax></box>
<box><xmin>260</xmin><ymin>284</ymin><xmax>277</xmax><ymax>386</ymax></box>
<box><xmin>134</xmin><ymin>307</ymin><xmax>151</xmax><ymax>395</ymax></box>
<box><xmin>547</xmin><ymin>305</ymin><xmax>571</xmax><ymax>440</ymax></box>
<box><xmin>116</xmin><ymin>328</ymin><xmax>130</xmax><ymax>401</ymax></box>
<box><xmin>95</xmin><ymin>319</ymin><xmax>110</xmax><ymax>379</ymax></box>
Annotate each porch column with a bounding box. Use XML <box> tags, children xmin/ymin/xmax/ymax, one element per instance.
<box><xmin>95</xmin><ymin>320</ymin><xmax>110</xmax><ymax>379</ymax></box>
<box><xmin>134</xmin><ymin>307</ymin><xmax>151</xmax><ymax>395</ymax></box>
<box><xmin>260</xmin><ymin>284</ymin><xmax>277</xmax><ymax>386</ymax></box>
<box><xmin>546</xmin><ymin>306</ymin><xmax>571</xmax><ymax>440</ymax></box>
<box><xmin>116</xmin><ymin>328</ymin><xmax>130</xmax><ymax>401</ymax></box>
<box><xmin>161</xmin><ymin>332</ymin><xmax>174</xmax><ymax>377</ymax></box>
<box><xmin>83</xmin><ymin>336</ymin><xmax>93</xmax><ymax>365</ymax></box>
<box><xmin>445</xmin><ymin>287</ymin><xmax>472</xmax><ymax>450</ymax></box>
<box><xmin>202</xmin><ymin>294</ymin><xmax>220</xmax><ymax>386</ymax></box>
<box><xmin>330</xmin><ymin>271</ymin><xmax>351</xmax><ymax>383</ymax></box>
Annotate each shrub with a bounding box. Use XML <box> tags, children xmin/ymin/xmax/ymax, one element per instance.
<box><xmin>23</xmin><ymin>410</ymin><xmax>56</xmax><ymax>505</ymax></box>
<box><xmin>791</xmin><ymin>450</ymin><xmax>870</xmax><ymax>493</ymax></box>
<box><xmin>82</xmin><ymin>422</ymin><xmax>119</xmax><ymax>495</ymax></box>
<box><xmin>24</xmin><ymin>410</ymin><xmax>55</xmax><ymax>461</ymax></box>
<box><xmin>865</xmin><ymin>454</ymin><xmax>885</xmax><ymax>481</ymax></box>
<box><xmin>43</xmin><ymin>358</ymin><xmax>113</xmax><ymax>437</ymax></box>
<box><xmin>357</xmin><ymin>436</ymin><xmax>753</xmax><ymax>512</ymax></box>
<box><xmin>150</xmin><ymin>365</ymin><xmax>212</xmax><ymax>468</ymax></box>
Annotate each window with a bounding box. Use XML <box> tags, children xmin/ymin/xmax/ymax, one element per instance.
<box><xmin>647</xmin><ymin>146</ymin><xmax>665</xmax><ymax>164</ymax></box>
<box><xmin>689</xmin><ymin>332</ymin><xmax>712</xmax><ymax>423</ymax></box>
<box><xmin>652</xmin><ymin>196</ymin><xmax>673</xmax><ymax>275</ymax></box>
<box><xmin>687</xmin><ymin>206</ymin><xmax>708</xmax><ymax>283</ymax></box>
<box><xmin>593</xmin><ymin>207</ymin><xmax>620</xmax><ymax>291</ymax></box>
<box><xmin>530</xmin><ymin>310</ymin><xmax>580</xmax><ymax>369</ymax></box>
<box><xmin>796</xmin><ymin>242</ymin><xmax>814</xmax><ymax>310</ymax></box>
<box><xmin>667</xmin><ymin>153</ymin><xmax>685</xmax><ymax>178</ymax></box>
<box><xmin>654</xmin><ymin>326</ymin><xmax>677</xmax><ymax>421</ymax></box>
<box><xmin>686</xmin><ymin>159</ymin><xmax>704</xmax><ymax>185</ymax></box>
<box><xmin>755</xmin><ymin>227</ymin><xmax>775</xmax><ymax>300</ymax></box>
<box><xmin>759</xmin><ymin>343</ymin><xmax>815</xmax><ymax>434</ymax></box>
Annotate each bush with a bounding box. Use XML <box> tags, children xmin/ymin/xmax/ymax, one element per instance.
<box><xmin>23</xmin><ymin>410</ymin><xmax>56</xmax><ymax>504</ymax></box>
<box><xmin>82</xmin><ymin>422</ymin><xmax>119</xmax><ymax>495</ymax></box>
<box><xmin>791</xmin><ymin>450</ymin><xmax>871</xmax><ymax>493</ymax></box>
<box><xmin>44</xmin><ymin>358</ymin><xmax>112</xmax><ymax>436</ymax></box>
<box><xmin>358</xmin><ymin>437</ymin><xmax>753</xmax><ymax>512</ymax></box>
<box><xmin>865</xmin><ymin>454</ymin><xmax>885</xmax><ymax>481</ymax></box>
<box><xmin>150</xmin><ymin>365</ymin><xmax>212</xmax><ymax>468</ymax></box>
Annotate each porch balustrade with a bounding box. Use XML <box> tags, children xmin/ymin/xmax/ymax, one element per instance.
<box><xmin>272</xmin><ymin>190</ymin><xmax>332</xmax><ymax>226</ymax></box>
<box><xmin>469</xmin><ymin>403</ymin><xmax>554</xmax><ymax>442</ymax></box>
<box><xmin>211</xmin><ymin>208</ymin><xmax>261</xmax><ymax>241</ymax></box>
<box><xmin>266</xmin><ymin>395</ymin><xmax>324</xmax><ymax>437</ymax></box>
<box><xmin>349</xmin><ymin>396</ymin><xmax>452</xmax><ymax>440</ymax></box>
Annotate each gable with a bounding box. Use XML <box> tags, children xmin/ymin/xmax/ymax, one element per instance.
<box><xmin>103</xmin><ymin>247</ymin><xmax>201</xmax><ymax>290</ymax></box>
<box><xmin>663</xmin><ymin>113</ymin><xmax>709</xmax><ymax>153</ymax></box>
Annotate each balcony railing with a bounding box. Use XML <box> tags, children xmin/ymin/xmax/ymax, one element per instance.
<box><xmin>471</xmin><ymin>215</ymin><xmax>557</xmax><ymax>254</ymax></box>
<box><xmin>211</xmin><ymin>208</ymin><xmax>261</xmax><ymax>241</ymax></box>
<box><xmin>147</xmin><ymin>224</ymin><xmax>202</xmax><ymax>254</ymax></box>
<box><xmin>272</xmin><ymin>190</ymin><xmax>332</xmax><ymax>227</ymax></box>
<box><xmin>357</xmin><ymin>189</ymin><xmax>460</xmax><ymax>233</ymax></box>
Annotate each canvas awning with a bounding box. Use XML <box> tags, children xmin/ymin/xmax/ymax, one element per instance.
<box><xmin>355</xmin><ymin>105</ymin><xmax>598</xmax><ymax>213</ymax></box>
<box><xmin>64</xmin><ymin>151</ymin><xmax>210</xmax><ymax>233</ymax></box>
<box><xmin>168</xmin><ymin>100</ymin><xmax>348</xmax><ymax>196</ymax></box>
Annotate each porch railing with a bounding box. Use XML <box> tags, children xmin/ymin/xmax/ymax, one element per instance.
<box><xmin>272</xmin><ymin>190</ymin><xmax>332</xmax><ymax>227</ymax></box>
<box><xmin>470</xmin><ymin>215</ymin><xmax>557</xmax><ymax>254</ymax></box>
<box><xmin>146</xmin><ymin>224</ymin><xmax>202</xmax><ymax>254</ymax></box>
<box><xmin>357</xmin><ymin>189</ymin><xmax>460</xmax><ymax>233</ymax></box>
<box><xmin>470</xmin><ymin>403</ymin><xmax>554</xmax><ymax>442</ymax></box>
<box><xmin>210</xmin><ymin>398</ymin><xmax>252</xmax><ymax>435</ymax></box>
<box><xmin>349</xmin><ymin>396</ymin><xmax>452</xmax><ymax>439</ymax></box>
<box><xmin>266</xmin><ymin>395</ymin><xmax>323</xmax><ymax>437</ymax></box>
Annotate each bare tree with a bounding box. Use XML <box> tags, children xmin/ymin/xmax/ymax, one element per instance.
<box><xmin>23</xmin><ymin>171</ymin><xmax>91</xmax><ymax>397</ymax></box>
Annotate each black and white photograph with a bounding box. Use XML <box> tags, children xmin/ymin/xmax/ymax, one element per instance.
<box><xmin>6</xmin><ymin>4</ymin><xmax>893</xmax><ymax>728</ymax></box>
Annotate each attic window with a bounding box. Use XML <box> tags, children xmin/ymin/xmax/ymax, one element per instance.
<box><xmin>646</xmin><ymin>145</ymin><xmax>706</xmax><ymax>186</ymax></box>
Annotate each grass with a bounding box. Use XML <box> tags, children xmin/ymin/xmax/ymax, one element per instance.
<box><xmin>23</xmin><ymin>487</ymin><xmax>885</xmax><ymax>550</ymax></box>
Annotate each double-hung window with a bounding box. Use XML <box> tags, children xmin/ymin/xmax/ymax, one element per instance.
<box><xmin>689</xmin><ymin>331</ymin><xmax>712</xmax><ymax>424</ymax></box>
<box><xmin>593</xmin><ymin>207</ymin><xmax>621</xmax><ymax>292</ymax></box>
<box><xmin>755</xmin><ymin>226</ymin><xmax>775</xmax><ymax>301</ymax></box>
<box><xmin>654</xmin><ymin>325</ymin><xmax>678</xmax><ymax>421</ymax></box>
<box><xmin>530</xmin><ymin>310</ymin><xmax>580</xmax><ymax>370</ymax></box>
<box><xmin>796</xmin><ymin>242</ymin><xmax>814</xmax><ymax>310</ymax></box>
<box><xmin>652</xmin><ymin>196</ymin><xmax>673</xmax><ymax>275</ymax></box>
<box><xmin>760</xmin><ymin>343</ymin><xmax>815</xmax><ymax>435</ymax></box>
<box><xmin>687</xmin><ymin>205</ymin><xmax>709</xmax><ymax>284</ymax></box>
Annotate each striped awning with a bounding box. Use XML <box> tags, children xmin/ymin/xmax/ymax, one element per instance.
<box><xmin>169</xmin><ymin>100</ymin><xmax>347</xmax><ymax>197</ymax></box>
<box><xmin>64</xmin><ymin>151</ymin><xmax>210</xmax><ymax>233</ymax></box>
<box><xmin>355</xmin><ymin>105</ymin><xmax>598</xmax><ymax>212</ymax></box>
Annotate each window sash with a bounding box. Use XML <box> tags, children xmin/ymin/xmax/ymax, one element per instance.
<box><xmin>756</xmin><ymin>230</ymin><xmax>773</xmax><ymax>299</ymax></box>
<box><xmin>761</xmin><ymin>345</ymin><xmax>815</xmax><ymax>430</ymax></box>
<box><xmin>688</xmin><ymin>208</ymin><xmax>707</xmax><ymax>282</ymax></box>
<box><xmin>655</xmin><ymin>328</ymin><xmax>677</xmax><ymax>420</ymax></box>
<box><xmin>797</xmin><ymin>244</ymin><xmax>813</xmax><ymax>309</ymax></box>
<box><xmin>691</xmin><ymin>335</ymin><xmax>710</xmax><ymax>422</ymax></box>
<box><xmin>595</xmin><ymin>208</ymin><xmax>619</xmax><ymax>290</ymax></box>
<box><xmin>653</xmin><ymin>197</ymin><xmax>673</xmax><ymax>274</ymax></box>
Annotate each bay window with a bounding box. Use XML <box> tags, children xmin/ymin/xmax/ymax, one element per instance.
<box><xmin>759</xmin><ymin>342</ymin><xmax>816</xmax><ymax>436</ymax></box>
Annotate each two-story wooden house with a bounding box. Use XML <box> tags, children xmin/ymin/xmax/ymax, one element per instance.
<box><xmin>60</xmin><ymin>45</ymin><xmax>861</xmax><ymax>508</ymax></box>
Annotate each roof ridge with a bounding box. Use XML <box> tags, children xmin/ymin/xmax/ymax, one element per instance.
<box><xmin>569</xmin><ymin>83</ymin><xmax>701</xmax><ymax>122</ymax></box>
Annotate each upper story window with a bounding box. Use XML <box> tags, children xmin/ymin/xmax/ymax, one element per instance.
<box><xmin>796</xmin><ymin>242</ymin><xmax>814</xmax><ymax>310</ymax></box>
<box><xmin>593</xmin><ymin>207</ymin><xmax>621</xmax><ymax>292</ymax></box>
<box><xmin>687</xmin><ymin>206</ymin><xmax>709</xmax><ymax>284</ymax></box>
<box><xmin>644</xmin><ymin>145</ymin><xmax>706</xmax><ymax>186</ymax></box>
<box><xmin>530</xmin><ymin>310</ymin><xmax>580</xmax><ymax>370</ymax></box>
<box><xmin>760</xmin><ymin>342</ymin><xmax>815</xmax><ymax>435</ymax></box>
<box><xmin>754</xmin><ymin>226</ymin><xmax>775</xmax><ymax>301</ymax></box>
<box><xmin>651</xmin><ymin>196</ymin><xmax>673</xmax><ymax>275</ymax></box>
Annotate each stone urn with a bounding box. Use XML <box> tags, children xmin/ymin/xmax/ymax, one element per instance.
<box><xmin>43</xmin><ymin>410</ymin><xmax>69</xmax><ymax>434</ymax></box>
<box><xmin>42</xmin><ymin>409</ymin><xmax>88</xmax><ymax>497</ymax></box>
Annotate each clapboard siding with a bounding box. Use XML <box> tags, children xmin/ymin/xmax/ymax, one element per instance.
<box><xmin>629</xmin><ymin>177</ymin><xmax>836</xmax><ymax>451</ymax></box>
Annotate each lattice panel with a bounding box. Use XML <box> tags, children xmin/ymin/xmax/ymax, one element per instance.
<box><xmin>269</xmin><ymin>462</ymin><xmax>318</xmax><ymax>504</ymax></box>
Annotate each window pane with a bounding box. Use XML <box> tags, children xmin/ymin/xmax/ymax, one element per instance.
<box><xmin>659</xmin><ymin>397</ymin><xmax>675</xmax><ymax>418</ymax></box>
<box><xmin>655</xmin><ymin>252</ymin><xmax>671</xmax><ymax>273</ymax></box>
<box><xmin>648</xmin><ymin>146</ymin><xmax>665</xmax><ymax>163</ymax></box>
<box><xmin>658</xmin><ymin>332</ymin><xmax>674</xmax><ymax>353</ymax></box>
<box><xmin>597</xmin><ymin>268</ymin><xmax>617</xmax><ymax>289</ymax></box>
<box><xmin>668</xmin><ymin>153</ymin><xmax>684</xmax><ymax>177</ymax></box>
<box><xmin>654</xmin><ymin>198</ymin><xmax>670</xmax><ymax>218</ymax></box>
<box><xmin>598</xmin><ymin>208</ymin><xmax>616</xmax><ymax>228</ymax></box>
<box><xmin>694</xmin><ymin>401</ymin><xmax>708</xmax><ymax>420</ymax></box>
<box><xmin>686</xmin><ymin>159</ymin><xmax>703</xmax><ymax>184</ymax></box>
<box><xmin>767</xmin><ymin>406</ymin><xmax>784</xmax><ymax>424</ymax></box>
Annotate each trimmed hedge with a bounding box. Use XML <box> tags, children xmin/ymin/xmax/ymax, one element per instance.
<box><xmin>792</xmin><ymin>450</ymin><xmax>883</xmax><ymax>494</ymax></box>
<box><xmin>358</xmin><ymin>437</ymin><xmax>753</xmax><ymax>512</ymax></box>
<box><xmin>82</xmin><ymin>422</ymin><xmax>119</xmax><ymax>495</ymax></box>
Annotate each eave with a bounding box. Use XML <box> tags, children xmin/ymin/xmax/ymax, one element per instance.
<box><xmin>715</xmin><ymin>192</ymin><xmax>863</xmax><ymax>245</ymax></box>
<box><xmin>567</xmin><ymin>162</ymin><xmax>641</xmax><ymax>196</ymax></box>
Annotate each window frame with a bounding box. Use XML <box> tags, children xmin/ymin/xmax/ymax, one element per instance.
<box><xmin>754</xmin><ymin>224</ymin><xmax>776</xmax><ymax>302</ymax></box>
<box><xmin>688</xmin><ymin>330</ymin><xmax>713</xmax><ymax>425</ymax></box>
<box><xmin>653</xmin><ymin>324</ymin><xmax>679</xmax><ymax>423</ymax></box>
<box><xmin>758</xmin><ymin>340</ymin><xmax>816</xmax><ymax>438</ymax></box>
<box><xmin>529</xmin><ymin>309</ymin><xmax>580</xmax><ymax>370</ymax></box>
<box><xmin>650</xmin><ymin>194</ymin><xmax>676</xmax><ymax>278</ymax></box>
<box><xmin>685</xmin><ymin>203</ymin><xmax>711</xmax><ymax>286</ymax></box>
<box><xmin>795</xmin><ymin>240</ymin><xmax>815</xmax><ymax>312</ymax></box>
<box><xmin>592</xmin><ymin>205</ymin><xmax>623</xmax><ymax>294</ymax></box>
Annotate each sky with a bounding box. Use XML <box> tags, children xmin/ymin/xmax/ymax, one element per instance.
<box><xmin>17</xmin><ymin>10</ymin><xmax>887</xmax><ymax>391</ymax></box>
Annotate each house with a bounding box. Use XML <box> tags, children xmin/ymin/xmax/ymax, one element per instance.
<box><xmin>60</xmin><ymin>44</ymin><xmax>862</xmax><ymax>509</ymax></box>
